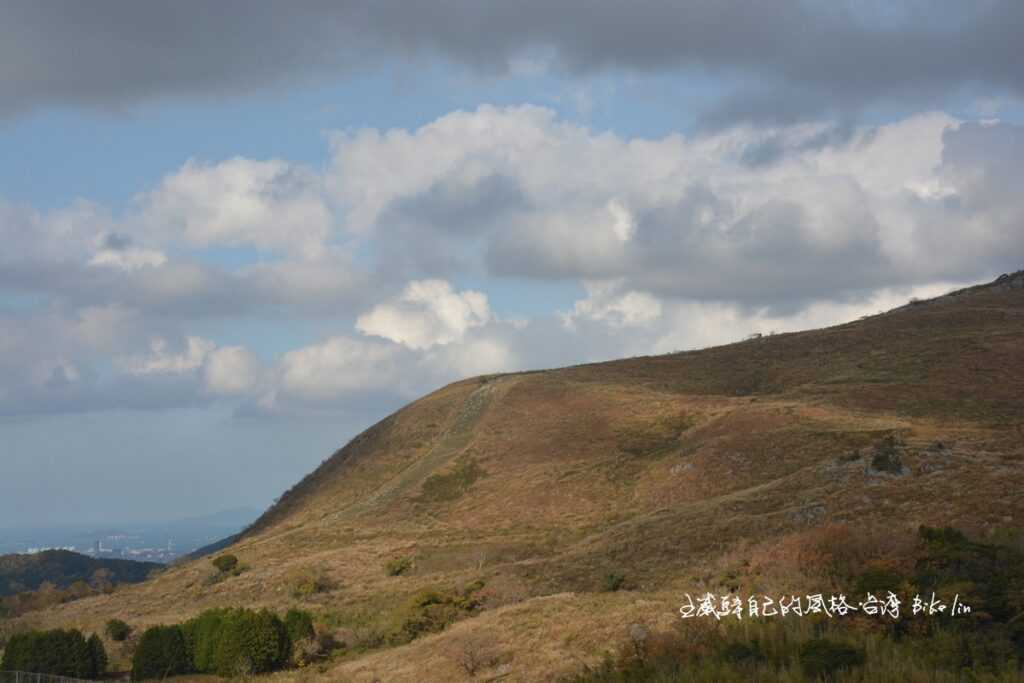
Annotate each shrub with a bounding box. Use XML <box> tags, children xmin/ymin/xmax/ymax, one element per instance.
<box><xmin>615</xmin><ymin>413</ymin><xmax>694</xmax><ymax>457</ymax></box>
<box><xmin>284</xmin><ymin>608</ymin><xmax>315</xmax><ymax>643</ymax></box>
<box><xmin>287</xmin><ymin>565</ymin><xmax>335</xmax><ymax>599</ymax></box>
<box><xmin>394</xmin><ymin>584</ymin><xmax>484</xmax><ymax>644</ymax></box>
<box><xmin>385</xmin><ymin>556</ymin><xmax>414</xmax><ymax>576</ymax></box>
<box><xmin>213</xmin><ymin>608</ymin><xmax>289</xmax><ymax>676</ymax></box>
<box><xmin>284</xmin><ymin>608</ymin><xmax>319</xmax><ymax>666</ymax></box>
<box><xmin>870</xmin><ymin>435</ymin><xmax>904</xmax><ymax>474</ymax></box>
<box><xmin>182</xmin><ymin>608</ymin><xmax>230</xmax><ymax>672</ymax></box>
<box><xmin>212</xmin><ymin>553</ymin><xmax>240</xmax><ymax>574</ymax></box>
<box><xmin>799</xmin><ymin>638</ymin><xmax>865</xmax><ymax>678</ymax></box>
<box><xmin>604</xmin><ymin>572</ymin><xmax>626</xmax><ymax>592</ymax></box>
<box><xmin>131</xmin><ymin>625</ymin><xmax>191</xmax><ymax>681</ymax></box>
<box><xmin>104</xmin><ymin>617</ymin><xmax>132</xmax><ymax>642</ymax></box>
<box><xmin>420</xmin><ymin>457</ymin><xmax>486</xmax><ymax>502</ymax></box>
<box><xmin>918</xmin><ymin>524</ymin><xmax>967</xmax><ymax>546</ymax></box>
<box><xmin>445</xmin><ymin>633</ymin><xmax>500</xmax><ymax>676</ymax></box>
<box><xmin>915</xmin><ymin>525</ymin><xmax>1024</xmax><ymax>626</ymax></box>
<box><xmin>854</xmin><ymin>566</ymin><xmax>903</xmax><ymax>596</ymax></box>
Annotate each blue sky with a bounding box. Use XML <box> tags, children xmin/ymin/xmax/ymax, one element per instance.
<box><xmin>2</xmin><ymin>1</ymin><xmax>1023</xmax><ymax>527</ymax></box>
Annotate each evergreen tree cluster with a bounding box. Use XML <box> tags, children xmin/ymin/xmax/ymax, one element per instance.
<box><xmin>131</xmin><ymin>606</ymin><xmax>312</xmax><ymax>680</ymax></box>
<box><xmin>1</xmin><ymin>628</ymin><xmax>107</xmax><ymax>678</ymax></box>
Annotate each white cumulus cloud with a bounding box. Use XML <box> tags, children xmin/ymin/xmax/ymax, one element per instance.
<box><xmin>136</xmin><ymin>157</ymin><xmax>334</xmax><ymax>260</ymax></box>
<box><xmin>274</xmin><ymin>336</ymin><xmax>405</xmax><ymax>402</ymax></box>
<box><xmin>120</xmin><ymin>336</ymin><xmax>215</xmax><ymax>375</ymax></box>
<box><xmin>204</xmin><ymin>346</ymin><xmax>263</xmax><ymax>396</ymax></box>
<box><xmin>356</xmin><ymin>279</ymin><xmax>491</xmax><ymax>350</ymax></box>
<box><xmin>324</xmin><ymin>105</ymin><xmax>1024</xmax><ymax>305</ymax></box>
<box><xmin>89</xmin><ymin>247</ymin><xmax>167</xmax><ymax>270</ymax></box>
<box><xmin>563</xmin><ymin>280</ymin><xmax>662</xmax><ymax>328</ymax></box>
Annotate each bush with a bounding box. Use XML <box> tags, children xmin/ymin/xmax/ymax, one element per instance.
<box><xmin>182</xmin><ymin>608</ymin><xmax>230</xmax><ymax>672</ymax></box>
<box><xmin>615</xmin><ymin>413</ymin><xmax>694</xmax><ymax>457</ymax></box>
<box><xmin>131</xmin><ymin>625</ymin><xmax>191</xmax><ymax>681</ymax></box>
<box><xmin>394</xmin><ymin>583</ymin><xmax>484</xmax><ymax>644</ymax></box>
<box><xmin>385</xmin><ymin>556</ymin><xmax>414</xmax><ymax>576</ymax></box>
<box><xmin>914</xmin><ymin>524</ymin><xmax>1024</xmax><ymax>629</ymax></box>
<box><xmin>419</xmin><ymin>457</ymin><xmax>486</xmax><ymax>502</ymax></box>
<box><xmin>287</xmin><ymin>565</ymin><xmax>335</xmax><ymax>599</ymax></box>
<box><xmin>212</xmin><ymin>553</ymin><xmax>240</xmax><ymax>574</ymax></box>
<box><xmin>445</xmin><ymin>633</ymin><xmax>500</xmax><ymax>676</ymax></box>
<box><xmin>854</xmin><ymin>566</ymin><xmax>903</xmax><ymax>596</ymax></box>
<box><xmin>284</xmin><ymin>608</ymin><xmax>319</xmax><ymax>666</ymax></box>
<box><xmin>284</xmin><ymin>608</ymin><xmax>315</xmax><ymax>643</ymax></box>
<box><xmin>104</xmin><ymin>617</ymin><xmax>132</xmax><ymax>642</ymax></box>
<box><xmin>869</xmin><ymin>435</ymin><xmax>904</xmax><ymax>474</ymax></box>
<box><xmin>918</xmin><ymin>525</ymin><xmax>967</xmax><ymax>546</ymax></box>
<box><xmin>604</xmin><ymin>572</ymin><xmax>626</xmax><ymax>592</ymax></box>
<box><xmin>799</xmin><ymin>638</ymin><xmax>865</xmax><ymax>678</ymax></box>
<box><xmin>180</xmin><ymin>607</ymin><xmax>292</xmax><ymax>676</ymax></box>
<box><xmin>212</xmin><ymin>608</ymin><xmax>289</xmax><ymax>676</ymax></box>
<box><xmin>1</xmin><ymin>628</ymin><xmax>105</xmax><ymax>678</ymax></box>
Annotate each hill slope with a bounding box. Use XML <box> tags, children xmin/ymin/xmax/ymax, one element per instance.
<box><xmin>0</xmin><ymin>550</ymin><xmax>160</xmax><ymax>597</ymax></box>
<box><xmin>13</xmin><ymin>271</ymin><xmax>1024</xmax><ymax>681</ymax></box>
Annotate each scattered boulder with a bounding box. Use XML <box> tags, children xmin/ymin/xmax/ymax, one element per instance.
<box><xmin>670</xmin><ymin>461</ymin><xmax>694</xmax><ymax>475</ymax></box>
<box><xmin>788</xmin><ymin>501</ymin><xmax>826</xmax><ymax>525</ymax></box>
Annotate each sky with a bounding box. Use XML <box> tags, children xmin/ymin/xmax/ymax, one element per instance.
<box><xmin>2</xmin><ymin>1</ymin><xmax>1024</xmax><ymax>527</ymax></box>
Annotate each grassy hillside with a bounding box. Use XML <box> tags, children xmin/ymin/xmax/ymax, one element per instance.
<box><xmin>7</xmin><ymin>271</ymin><xmax>1024</xmax><ymax>681</ymax></box>
<box><xmin>0</xmin><ymin>550</ymin><xmax>160</xmax><ymax>597</ymax></box>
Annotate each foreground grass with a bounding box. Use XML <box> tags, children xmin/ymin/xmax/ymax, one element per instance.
<box><xmin>565</xmin><ymin>619</ymin><xmax>1024</xmax><ymax>683</ymax></box>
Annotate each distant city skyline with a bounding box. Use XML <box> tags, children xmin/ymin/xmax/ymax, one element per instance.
<box><xmin>0</xmin><ymin>506</ymin><xmax>259</xmax><ymax>562</ymax></box>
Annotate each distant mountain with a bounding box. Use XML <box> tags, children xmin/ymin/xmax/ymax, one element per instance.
<box><xmin>161</xmin><ymin>506</ymin><xmax>261</xmax><ymax>531</ymax></box>
<box><xmin>0</xmin><ymin>549</ymin><xmax>160</xmax><ymax>597</ymax></box>
<box><xmin>0</xmin><ymin>507</ymin><xmax>262</xmax><ymax>560</ymax></box>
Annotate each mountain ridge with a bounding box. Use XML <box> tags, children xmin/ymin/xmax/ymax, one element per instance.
<box><xmin>11</xmin><ymin>270</ymin><xmax>1024</xmax><ymax>681</ymax></box>
<box><xmin>0</xmin><ymin>549</ymin><xmax>160</xmax><ymax>598</ymax></box>
<box><xmin>240</xmin><ymin>269</ymin><xmax>1024</xmax><ymax>541</ymax></box>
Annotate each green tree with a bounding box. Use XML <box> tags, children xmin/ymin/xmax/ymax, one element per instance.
<box><xmin>213</xmin><ymin>608</ymin><xmax>289</xmax><ymax>676</ymax></box>
<box><xmin>182</xmin><ymin>607</ymin><xmax>230</xmax><ymax>672</ymax></box>
<box><xmin>131</xmin><ymin>625</ymin><xmax>191</xmax><ymax>681</ymax></box>
<box><xmin>86</xmin><ymin>633</ymin><xmax>108</xmax><ymax>678</ymax></box>
<box><xmin>0</xmin><ymin>628</ymin><xmax>96</xmax><ymax>677</ymax></box>
<box><xmin>0</xmin><ymin>632</ymin><xmax>29</xmax><ymax>670</ymax></box>
<box><xmin>104</xmin><ymin>617</ymin><xmax>132</xmax><ymax>642</ymax></box>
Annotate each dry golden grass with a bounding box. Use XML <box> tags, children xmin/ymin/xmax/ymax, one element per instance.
<box><xmin>10</xmin><ymin>274</ymin><xmax>1024</xmax><ymax>681</ymax></box>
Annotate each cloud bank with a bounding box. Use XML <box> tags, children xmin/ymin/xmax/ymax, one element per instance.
<box><xmin>3</xmin><ymin>1</ymin><xmax>1023</xmax><ymax>123</ymax></box>
<box><xmin>2</xmin><ymin>106</ymin><xmax>1022</xmax><ymax>418</ymax></box>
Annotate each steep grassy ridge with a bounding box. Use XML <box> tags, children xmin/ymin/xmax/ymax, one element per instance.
<box><xmin>11</xmin><ymin>272</ymin><xmax>1024</xmax><ymax>681</ymax></box>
